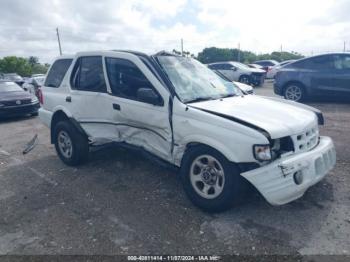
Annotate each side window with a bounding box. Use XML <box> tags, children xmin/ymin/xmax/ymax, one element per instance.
<box><xmin>308</xmin><ymin>55</ymin><xmax>335</xmax><ymax>70</ymax></box>
<box><xmin>105</xmin><ymin>57</ymin><xmax>158</xmax><ymax>101</ymax></box>
<box><xmin>44</xmin><ymin>59</ymin><xmax>72</xmax><ymax>88</ymax></box>
<box><xmin>334</xmin><ymin>55</ymin><xmax>350</xmax><ymax>70</ymax></box>
<box><xmin>221</xmin><ymin>64</ymin><xmax>233</xmax><ymax>70</ymax></box>
<box><xmin>71</xmin><ymin>56</ymin><xmax>107</xmax><ymax>92</ymax></box>
<box><xmin>208</xmin><ymin>64</ymin><xmax>218</xmax><ymax>70</ymax></box>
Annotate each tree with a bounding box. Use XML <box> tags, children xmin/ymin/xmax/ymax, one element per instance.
<box><xmin>0</xmin><ymin>56</ymin><xmax>49</xmax><ymax>76</ymax></box>
<box><xmin>0</xmin><ymin>56</ymin><xmax>32</xmax><ymax>76</ymax></box>
<box><xmin>197</xmin><ymin>47</ymin><xmax>304</xmax><ymax>64</ymax></box>
<box><xmin>28</xmin><ymin>56</ymin><xmax>39</xmax><ymax>67</ymax></box>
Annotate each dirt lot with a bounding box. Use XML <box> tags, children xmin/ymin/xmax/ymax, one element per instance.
<box><xmin>0</xmin><ymin>81</ymin><xmax>349</xmax><ymax>256</ymax></box>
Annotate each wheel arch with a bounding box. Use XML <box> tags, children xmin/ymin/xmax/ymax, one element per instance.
<box><xmin>177</xmin><ymin>140</ymin><xmax>241</xmax><ymax>168</ymax></box>
<box><xmin>50</xmin><ymin>110</ymin><xmax>88</xmax><ymax>144</ymax></box>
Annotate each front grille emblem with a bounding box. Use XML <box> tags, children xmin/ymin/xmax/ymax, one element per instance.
<box><xmin>16</xmin><ymin>100</ymin><xmax>21</xmax><ymax>105</ymax></box>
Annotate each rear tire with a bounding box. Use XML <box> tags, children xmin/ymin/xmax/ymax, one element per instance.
<box><xmin>239</xmin><ymin>75</ymin><xmax>251</xmax><ymax>85</ymax></box>
<box><xmin>54</xmin><ymin>121</ymin><xmax>89</xmax><ymax>166</ymax></box>
<box><xmin>284</xmin><ymin>83</ymin><xmax>306</xmax><ymax>102</ymax></box>
<box><xmin>180</xmin><ymin>145</ymin><xmax>247</xmax><ymax>212</ymax></box>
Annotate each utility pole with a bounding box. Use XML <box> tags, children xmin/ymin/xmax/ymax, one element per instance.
<box><xmin>181</xmin><ymin>38</ymin><xmax>183</xmax><ymax>56</ymax></box>
<box><xmin>56</xmin><ymin>27</ymin><xmax>62</xmax><ymax>56</ymax></box>
<box><xmin>280</xmin><ymin>44</ymin><xmax>283</xmax><ymax>53</ymax></box>
<box><xmin>237</xmin><ymin>43</ymin><xmax>240</xmax><ymax>62</ymax></box>
<box><xmin>344</xmin><ymin>41</ymin><xmax>346</xmax><ymax>52</ymax></box>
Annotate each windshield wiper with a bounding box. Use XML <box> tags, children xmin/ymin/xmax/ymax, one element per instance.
<box><xmin>220</xmin><ymin>93</ymin><xmax>237</xmax><ymax>99</ymax></box>
<box><xmin>185</xmin><ymin>96</ymin><xmax>217</xmax><ymax>104</ymax></box>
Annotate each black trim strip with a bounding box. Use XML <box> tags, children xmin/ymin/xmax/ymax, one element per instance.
<box><xmin>189</xmin><ymin>106</ymin><xmax>271</xmax><ymax>140</ymax></box>
<box><xmin>78</xmin><ymin>121</ymin><xmax>168</xmax><ymax>141</ymax></box>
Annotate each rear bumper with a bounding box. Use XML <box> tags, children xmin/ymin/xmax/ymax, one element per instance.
<box><xmin>38</xmin><ymin>107</ymin><xmax>53</xmax><ymax>128</ymax></box>
<box><xmin>0</xmin><ymin>102</ymin><xmax>40</xmax><ymax>117</ymax></box>
<box><xmin>241</xmin><ymin>136</ymin><xmax>336</xmax><ymax>205</ymax></box>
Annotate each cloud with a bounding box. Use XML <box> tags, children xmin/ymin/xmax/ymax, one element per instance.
<box><xmin>0</xmin><ymin>0</ymin><xmax>349</xmax><ymax>63</ymax></box>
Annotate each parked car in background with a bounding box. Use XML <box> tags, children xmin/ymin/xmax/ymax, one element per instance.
<box><xmin>211</xmin><ymin>69</ymin><xmax>254</xmax><ymax>94</ymax></box>
<box><xmin>253</xmin><ymin>60</ymin><xmax>279</xmax><ymax>70</ymax></box>
<box><xmin>22</xmin><ymin>75</ymin><xmax>45</xmax><ymax>97</ymax></box>
<box><xmin>208</xmin><ymin>61</ymin><xmax>266</xmax><ymax>86</ymax></box>
<box><xmin>2</xmin><ymin>73</ymin><xmax>24</xmax><ymax>86</ymax></box>
<box><xmin>39</xmin><ymin>51</ymin><xmax>335</xmax><ymax>212</ymax></box>
<box><xmin>253</xmin><ymin>60</ymin><xmax>279</xmax><ymax>78</ymax></box>
<box><xmin>248</xmin><ymin>63</ymin><xmax>264</xmax><ymax>70</ymax></box>
<box><xmin>0</xmin><ymin>80</ymin><xmax>40</xmax><ymax>118</ymax></box>
<box><xmin>266</xmin><ymin>59</ymin><xmax>297</xmax><ymax>79</ymax></box>
<box><xmin>274</xmin><ymin>53</ymin><xmax>350</xmax><ymax>102</ymax></box>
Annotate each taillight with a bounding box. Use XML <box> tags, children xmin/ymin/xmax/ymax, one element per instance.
<box><xmin>38</xmin><ymin>87</ymin><xmax>44</xmax><ymax>105</ymax></box>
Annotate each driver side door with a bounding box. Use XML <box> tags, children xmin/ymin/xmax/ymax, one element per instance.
<box><xmin>103</xmin><ymin>55</ymin><xmax>173</xmax><ymax>161</ymax></box>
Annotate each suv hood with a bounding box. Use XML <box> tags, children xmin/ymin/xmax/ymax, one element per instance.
<box><xmin>190</xmin><ymin>95</ymin><xmax>317</xmax><ymax>139</ymax></box>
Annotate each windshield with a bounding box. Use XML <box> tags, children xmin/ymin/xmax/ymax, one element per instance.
<box><xmin>0</xmin><ymin>82</ymin><xmax>23</xmax><ymax>92</ymax></box>
<box><xmin>157</xmin><ymin>56</ymin><xmax>242</xmax><ymax>103</ymax></box>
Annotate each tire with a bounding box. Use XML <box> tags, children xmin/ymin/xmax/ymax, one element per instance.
<box><xmin>239</xmin><ymin>75</ymin><xmax>251</xmax><ymax>85</ymax></box>
<box><xmin>284</xmin><ymin>83</ymin><xmax>306</xmax><ymax>102</ymax></box>
<box><xmin>180</xmin><ymin>145</ymin><xmax>247</xmax><ymax>212</ymax></box>
<box><xmin>54</xmin><ymin>121</ymin><xmax>89</xmax><ymax>166</ymax></box>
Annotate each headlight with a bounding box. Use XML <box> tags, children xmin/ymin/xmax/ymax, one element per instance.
<box><xmin>31</xmin><ymin>96</ymin><xmax>38</xmax><ymax>103</ymax></box>
<box><xmin>253</xmin><ymin>144</ymin><xmax>272</xmax><ymax>161</ymax></box>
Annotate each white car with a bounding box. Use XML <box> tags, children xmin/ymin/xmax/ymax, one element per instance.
<box><xmin>208</xmin><ymin>61</ymin><xmax>266</xmax><ymax>86</ymax></box>
<box><xmin>266</xmin><ymin>60</ymin><xmax>297</xmax><ymax>79</ymax></box>
<box><xmin>39</xmin><ymin>51</ymin><xmax>336</xmax><ymax>212</ymax></box>
<box><xmin>22</xmin><ymin>75</ymin><xmax>45</xmax><ymax>96</ymax></box>
<box><xmin>210</xmin><ymin>68</ymin><xmax>254</xmax><ymax>94</ymax></box>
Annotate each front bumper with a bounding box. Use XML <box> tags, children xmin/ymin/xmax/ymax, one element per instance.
<box><xmin>0</xmin><ymin>102</ymin><xmax>40</xmax><ymax>117</ymax></box>
<box><xmin>241</xmin><ymin>136</ymin><xmax>336</xmax><ymax>205</ymax></box>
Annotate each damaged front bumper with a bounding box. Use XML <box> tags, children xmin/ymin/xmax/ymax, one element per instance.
<box><xmin>241</xmin><ymin>136</ymin><xmax>336</xmax><ymax>205</ymax></box>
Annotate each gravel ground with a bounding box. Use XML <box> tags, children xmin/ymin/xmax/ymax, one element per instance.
<box><xmin>0</xmin><ymin>81</ymin><xmax>349</xmax><ymax>257</ymax></box>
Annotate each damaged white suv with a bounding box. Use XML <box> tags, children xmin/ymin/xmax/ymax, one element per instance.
<box><xmin>39</xmin><ymin>51</ymin><xmax>336</xmax><ymax>212</ymax></box>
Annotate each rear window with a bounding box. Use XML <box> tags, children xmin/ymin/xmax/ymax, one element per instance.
<box><xmin>44</xmin><ymin>59</ymin><xmax>72</xmax><ymax>88</ymax></box>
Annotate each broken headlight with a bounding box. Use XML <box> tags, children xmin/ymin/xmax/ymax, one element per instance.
<box><xmin>253</xmin><ymin>144</ymin><xmax>272</xmax><ymax>161</ymax></box>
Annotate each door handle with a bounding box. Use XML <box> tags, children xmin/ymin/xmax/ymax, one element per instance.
<box><xmin>66</xmin><ymin>96</ymin><xmax>72</xmax><ymax>102</ymax></box>
<box><xmin>113</xmin><ymin>103</ymin><xmax>121</xmax><ymax>110</ymax></box>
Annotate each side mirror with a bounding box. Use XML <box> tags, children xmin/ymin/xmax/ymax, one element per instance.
<box><xmin>231</xmin><ymin>66</ymin><xmax>237</xmax><ymax>71</ymax></box>
<box><xmin>137</xmin><ymin>88</ymin><xmax>163</xmax><ymax>106</ymax></box>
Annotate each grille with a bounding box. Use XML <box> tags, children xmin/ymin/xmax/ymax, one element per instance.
<box><xmin>291</xmin><ymin>126</ymin><xmax>319</xmax><ymax>153</ymax></box>
<box><xmin>1</xmin><ymin>99</ymin><xmax>32</xmax><ymax>106</ymax></box>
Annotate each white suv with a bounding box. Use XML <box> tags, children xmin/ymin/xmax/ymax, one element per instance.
<box><xmin>39</xmin><ymin>51</ymin><xmax>336</xmax><ymax>212</ymax></box>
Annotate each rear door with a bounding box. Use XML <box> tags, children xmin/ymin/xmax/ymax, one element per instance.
<box><xmin>332</xmin><ymin>54</ymin><xmax>350</xmax><ymax>97</ymax></box>
<box><xmin>218</xmin><ymin>63</ymin><xmax>238</xmax><ymax>81</ymax></box>
<box><xmin>307</xmin><ymin>55</ymin><xmax>339</xmax><ymax>96</ymax></box>
<box><xmin>67</xmin><ymin>55</ymin><xmax>117</xmax><ymax>141</ymax></box>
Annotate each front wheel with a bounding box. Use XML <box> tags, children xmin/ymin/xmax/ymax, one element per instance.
<box><xmin>284</xmin><ymin>83</ymin><xmax>306</xmax><ymax>102</ymax></box>
<box><xmin>54</xmin><ymin>121</ymin><xmax>89</xmax><ymax>166</ymax></box>
<box><xmin>180</xmin><ymin>146</ymin><xmax>247</xmax><ymax>212</ymax></box>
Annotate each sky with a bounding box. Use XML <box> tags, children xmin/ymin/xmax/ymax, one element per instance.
<box><xmin>0</xmin><ymin>0</ymin><xmax>350</xmax><ymax>63</ymax></box>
